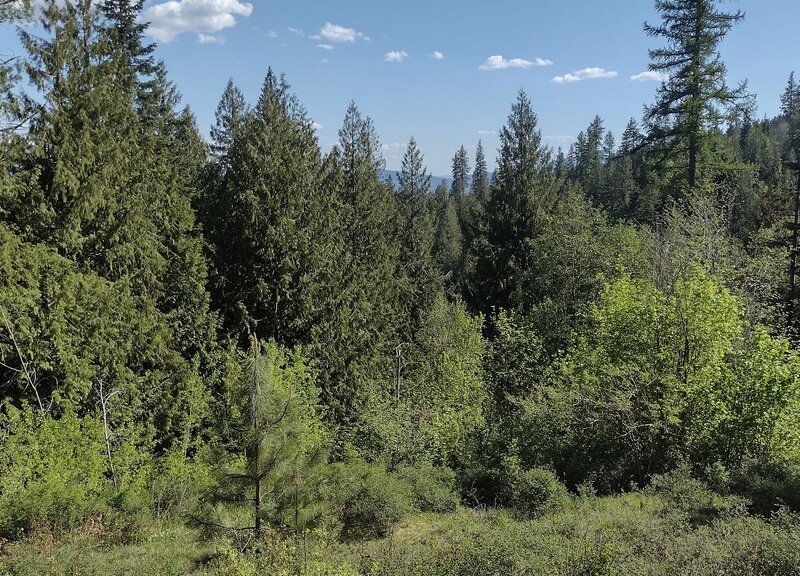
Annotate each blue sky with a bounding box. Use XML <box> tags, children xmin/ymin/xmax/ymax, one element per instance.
<box><xmin>2</xmin><ymin>1</ymin><xmax>799</xmax><ymax>175</ymax></box>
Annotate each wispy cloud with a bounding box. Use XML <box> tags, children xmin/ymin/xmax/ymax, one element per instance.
<box><xmin>384</xmin><ymin>50</ymin><xmax>409</xmax><ymax>63</ymax></box>
<box><xmin>382</xmin><ymin>142</ymin><xmax>405</xmax><ymax>151</ymax></box>
<box><xmin>479</xmin><ymin>55</ymin><xmax>553</xmax><ymax>70</ymax></box>
<box><xmin>631</xmin><ymin>70</ymin><xmax>669</xmax><ymax>82</ymax></box>
<box><xmin>288</xmin><ymin>27</ymin><xmax>305</xmax><ymax>36</ymax></box>
<box><xmin>317</xmin><ymin>22</ymin><xmax>364</xmax><ymax>43</ymax></box>
<box><xmin>316</xmin><ymin>43</ymin><xmax>333</xmax><ymax>50</ymax></box>
<box><xmin>478</xmin><ymin>130</ymin><xmax>497</xmax><ymax>136</ymax></box>
<box><xmin>545</xmin><ymin>135</ymin><xmax>575</xmax><ymax>142</ymax></box>
<box><xmin>552</xmin><ymin>67</ymin><xmax>618</xmax><ymax>84</ymax></box>
<box><xmin>144</xmin><ymin>0</ymin><xmax>253</xmax><ymax>43</ymax></box>
<box><xmin>265</xmin><ymin>30</ymin><xmax>278</xmax><ymax>38</ymax></box>
<box><xmin>312</xmin><ymin>122</ymin><xmax>323</xmax><ymax>131</ymax></box>
<box><xmin>198</xmin><ymin>33</ymin><xmax>224</xmax><ymax>44</ymax></box>
<box><xmin>429</xmin><ymin>51</ymin><xmax>445</xmax><ymax>60</ymax></box>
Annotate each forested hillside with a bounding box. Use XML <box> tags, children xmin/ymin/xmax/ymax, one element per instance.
<box><xmin>1</xmin><ymin>1</ymin><xmax>799</xmax><ymax>574</ymax></box>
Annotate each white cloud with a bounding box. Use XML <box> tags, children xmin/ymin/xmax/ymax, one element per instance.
<box><xmin>552</xmin><ymin>67</ymin><xmax>618</xmax><ymax>84</ymax></box>
<box><xmin>288</xmin><ymin>27</ymin><xmax>305</xmax><ymax>36</ymax></box>
<box><xmin>631</xmin><ymin>70</ymin><xmax>669</xmax><ymax>82</ymax></box>
<box><xmin>382</xmin><ymin>142</ymin><xmax>405</xmax><ymax>151</ymax></box>
<box><xmin>312</xmin><ymin>122</ymin><xmax>323</xmax><ymax>131</ymax></box>
<box><xmin>478</xmin><ymin>130</ymin><xmax>497</xmax><ymax>136</ymax></box>
<box><xmin>144</xmin><ymin>0</ymin><xmax>253</xmax><ymax>43</ymax></box>
<box><xmin>384</xmin><ymin>50</ymin><xmax>408</xmax><ymax>63</ymax></box>
<box><xmin>265</xmin><ymin>30</ymin><xmax>278</xmax><ymax>38</ymax></box>
<box><xmin>197</xmin><ymin>33</ymin><xmax>224</xmax><ymax>44</ymax></box>
<box><xmin>479</xmin><ymin>55</ymin><xmax>553</xmax><ymax>70</ymax></box>
<box><xmin>319</xmin><ymin>22</ymin><xmax>364</xmax><ymax>43</ymax></box>
<box><xmin>545</xmin><ymin>135</ymin><xmax>575</xmax><ymax>142</ymax></box>
<box><xmin>320</xmin><ymin>58</ymin><xmax>329</xmax><ymax>64</ymax></box>
<box><xmin>316</xmin><ymin>43</ymin><xmax>333</xmax><ymax>50</ymax></box>
<box><xmin>430</xmin><ymin>51</ymin><xmax>445</xmax><ymax>60</ymax></box>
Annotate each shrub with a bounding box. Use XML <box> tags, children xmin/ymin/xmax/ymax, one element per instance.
<box><xmin>0</xmin><ymin>406</ymin><xmax>109</xmax><ymax>538</ymax></box>
<box><xmin>396</xmin><ymin>464</ymin><xmax>460</xmax><ymax>513</ymax></box>
<box><xmin>731</xmin><ymin>459</ymin><xmax>800</xmax><ymax>515</ymax></box>
<box><xmin>327</xmin><ymin>461</ymin><xmax>413</xmax><ymax>540</ymax></box>
<box><xmin>649</xmin><ymin>462</ymin><xmax>746</xmax><ymax>524</ymax></box>
<box><xmin>508</xmin><ymin>468</ymin><xmax>570</xmax><ymax>520</ymax></box>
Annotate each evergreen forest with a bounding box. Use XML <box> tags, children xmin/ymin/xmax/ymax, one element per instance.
<box><xmin>1</xmin><ymin>1</ymin><xmax>800</xmax><ymax>574</ymax></box>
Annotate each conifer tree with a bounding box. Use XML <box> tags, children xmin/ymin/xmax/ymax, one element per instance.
<box><xmin>432</xmin><ymin>181</ymin><xmax>462</xmax><ymax>293</ymax></box>
<box><xmin>396</xmin><ymin>137</ymin><xmax>440</xmax><ymax>338</ymax></box>
<box><xmin>782</xmin><ymin>72</ymin><xmax>800</xmax><ymax>160</ymax></box>
<box><xmin>466</xmin><ymin>91</ymin><xmax>556</xmax><ymax>316</ymax></box>
<box><xmin>643</xmin><ymin>0</ymin><xmax>750</xmax><ymax>188</ymax></box>
<box><xmin>471</xmin><ymin>140</ymin><xmax>490</xmax><ymax>204</ymax></box>
<box><xmin>460</xmin><ymin>141</ymin><xmax>490</xmax><ymax>280</ymax></box>
<box><xmin>212</xmin><ymin>70</ymin><xmax>334</xmax><ymax>347</ymax></box>
<box><xmin>450</xmin><ymin>145</ymin><xmax>470</xmax><ymax>215</ymax></box>
<box><xmin>217</xmin><ymin>339</ymin><xmax>327</xmax><ymax>541</ymax></box>
<box><xmin>313</xmin><ymin>102</ymin><xmax>401</xmax><ymax>443</ymax></box>
<box><xmin>210</xmin><ymin>79</ymin><xmax>249</xmax><ymax>165</ymax></box>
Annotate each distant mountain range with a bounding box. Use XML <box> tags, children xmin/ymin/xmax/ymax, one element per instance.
<box><xmin>379</xmin><ymin>169</ymin><xmax>450</xmax><ymax>191</ymax></box>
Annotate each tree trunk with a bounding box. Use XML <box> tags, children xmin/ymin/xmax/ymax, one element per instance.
<box><xmin>789</xmin><ymin>166</ymin><xmax>800</xmax><ymax>337</ymax></box>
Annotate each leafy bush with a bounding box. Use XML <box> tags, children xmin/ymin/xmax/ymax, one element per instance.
<box><xmin>508</xmin><ymin>468</ymin><xmax>570</xmax><ymax>520</ymax></box>
<box><xmin>731</xmin><ymin>459</ymin><xmax>800</xmax><ymax>515</ymax></box>
<box><xmin>650</xmin><ymin>463</ymin><xmax>747</xmax><ymax>525</ymax></box>
<box><xmin>0</xmin><ymin>406</ymin><xmax>109</xmax><ymax>538</ymax></box>
<box><xmin>396</xmin><ymin>464</ymin><xmax>460</xmax><ymax>513</ymax></box>
<box><xmin>327</xmin><ymin>461</ymin><xmax>413</xmax><ymax>540</ymax></box>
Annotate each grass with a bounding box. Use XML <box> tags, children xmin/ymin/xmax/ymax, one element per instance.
<box><xmin>1</xmin><ymin>491</ymin><xmax>798</xmax><ymax>576</ymax></box>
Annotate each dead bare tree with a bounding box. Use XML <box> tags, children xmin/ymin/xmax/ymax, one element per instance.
<box><xmin>0</xmin><ymin>306</ymin><xmax>46</xmax><ymax>415</ymax></box>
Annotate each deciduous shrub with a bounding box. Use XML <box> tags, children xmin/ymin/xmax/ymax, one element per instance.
<box><xmin>396</xmin><ymin>464</ymin><xmax>460</xmax><ymax>513</ymax></box>
<box><xmin>508</xmin><ymin>468</ymin><xmax>570</xmax><ymax>520</ymax></box>
<box><xmin>327</xmin><ymin>461</ymin><xmax>413</xmax><ymax>540</ymax></box>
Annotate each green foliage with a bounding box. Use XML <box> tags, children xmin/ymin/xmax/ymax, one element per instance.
<box><xmin>513</xmin><ymin>267</ymin><xmax>800</xmax><ymax>490</ymax></box>
<box><xmin>3</xmin><ymin>0</ymin><xmax>800</xmax><ymax>568</ymax></box>
<box><xmin>347</xmin><ymin>499</ymin><xmax>800</xmax><ymax>576</ymax></box>
<box><xmin>396</xmin><ymin>464</ymin><xmax>460</xmax><ymax>513</ymax></box>
<box><xmin>649</xmin><ymin>463</ymin><xmax>745</xmax><ymax>525</ymax></box>
<box><xmin>327</xmin><ymin>461</ymin><xmax>413</xmax><ymax>540</ymax></box>
<box><xmin>0</xmin><ymin>405</ymin><xmax>107</xmax><ymax>538</ymax></box>
<box><xmin>363</xmin><ymin>298</ymin><xmax>486</xmax><ymax>467</ymax></box>
<box><xmin>508</xmin><ymin>468</ymin><xmax>570</xmax><ymax>520</ymax></box>
<box><xmin>396</xmin><ymin>137</ymin><xmax>441</xmax><ymax>339</ymax></box>
<box><xmin>207</xmin><ymin>341</ymin><xmax>329</xmax><ymax>539</ymax></box>
<box><xmin>730</xmin><ymin>460</ymin><xmax>800</xmax><ymax>515</ymax></box>
<box><xmin>310</xmin><ymin>102</ymin><xmax>401</xmax><ymax>451</ymax></box>
<box><xmin>523</xmin><ymin>187</ymin><xmax>649</xmax><ymax>353</ymax></box>
<box><xmin>643</xmin><ymin>0</ymin><xmax>750</xmax><ymax>188</ymax></box>
<box><xmin>465</xmin><ymin>90</ymin><xmax>558</xmax><ymax>316</ymax></box>
<box><xmin>432</xmin><ymin>181</ymin><xmax>463</xmax><ymax>294</ymax></box>
<box><xmin>207</xmin><ymin>70</ymin><xmax>335</xmax><ymax>346</ymax></box>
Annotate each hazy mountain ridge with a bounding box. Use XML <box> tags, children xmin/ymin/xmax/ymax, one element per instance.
<box><xmin>380</xmin><ymin>169</ymin><xmax>450</xmax><ymax>191</ymax></box>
